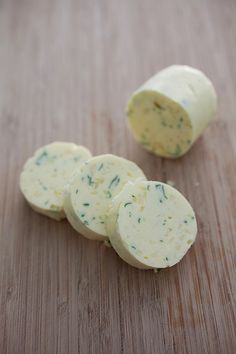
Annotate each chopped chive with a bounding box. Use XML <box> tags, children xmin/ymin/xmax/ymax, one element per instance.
<box><xmin>124</xmin><ymin>202</ymin><xmax>132</xmax><ymax>207</ymax></box>
<box><xmin>155</xmin><ymin>184</ymin><xmax>168</xmax><ymax>200</ymax></box>
<box><xmin>35</xmin><ymin>151</ymin><xmax>48</xmax><ymax>166</ymax></box>
<box><xmin>165</xmin><ymin>257</ymin><xmax>169</xmax><ymax>261</ymax></box>
<box><xmin>81</xmin><ymin>214</ymin><xmax>85</xmax><ymax>218</ymax></box>
<box><xmin>109</xmin><ymin>175</ymin><xmax>120</xmax><ymax>189</ymax></box>
<box><xmin>184</xmin><ymin>220</ymin><xmax>188</xmax><ymax>224</ymax></box>
<box><xmin>154</xmin><ymin>101</ymin><xmax>164</xmax><ymax>110</ymax></box>
<box><xmin>131</xmin><ymin>245</ymin><xmax>136</xmax><ymax>250</ymax></box>
<box><xmin>87</xmin><ymin>175</ymin><xmax>94</xmax><ymax>186</ymax></box>
<box><xmin>105</xmin><ymin>190</ymin><xmax>112</xmax><ymax>199</ymax></box>
<box><xmin>98</xmin><ymin>163</ymin><xmax>104</xmax><ymax>171</ymax></box>
<box><xmin>76</xmin><ymin>189</ymin><xmax>78</xmax><ymax>194</ymax></box>
<box><xmin>83</xmin><ymin>203</ymin><xmax>90</xmax><ymax>206</ymax></box>
<box><xmin>138</xmin><ymin>218</ymin><xmax>141</xmax><ymax>223</ymax></box>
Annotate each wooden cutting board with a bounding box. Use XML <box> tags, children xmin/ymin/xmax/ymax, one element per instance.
<box><xmin>0</xmin><ymin>0</ymin><xmax>236</xmax><ymax>353</ymax></box>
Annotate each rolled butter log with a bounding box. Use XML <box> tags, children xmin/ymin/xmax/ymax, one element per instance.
<box><xmin>127</xmin><ymin>65</ymin><xmax>217</xmax><ymax>158</ymax></box>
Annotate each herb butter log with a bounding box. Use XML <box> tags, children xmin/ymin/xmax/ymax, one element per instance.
<box><xmin>106</xmin><ymin>181</ymin><xmax>197</xmax><ymax>269</ymax></box>
<box><xmin>20</xmin><ymin>142</ymin><xmax>92</xmax><ymax>220</ymax></box>
<box><xmin>127</xmin><ymin>65</ymin><xmax>217</xmax><ymax>158</ymax></box>
<box><xmin>63</xmin><ymin>154</ymin><xmax>146</xmax><ymax>241</ymax></box>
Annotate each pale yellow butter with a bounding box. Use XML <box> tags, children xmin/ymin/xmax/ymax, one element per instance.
<box><xmin>63</xmin><ymin>154</ymin><xmax>146</xmax><ymax>240</ymax></box>
<box><xmin>127</xmin><ymin>65</ymin><xmax>217</xmax><ymax>158</ymax></box>
<box><xmin>106</xmin><ymin>181</ymin><xmax>197</xmax><ymax>269</ymax></box>
<box><xmin>20</xmin><ymin>142</ymin><xmax>92</xmax><ymax>220</ymax></box>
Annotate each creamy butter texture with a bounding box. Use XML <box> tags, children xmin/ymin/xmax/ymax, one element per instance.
<box><xmin>106</xmin><ymin>181</ymin><xmax>197</xmax><ymax>269</ymax></box>
<box><xmin>63</xmin><ymin>154</ymin><xmax>146</xmax><ymax>240</ymax></box>
<box><xmin>127</xmin><ymin>65</ymin><xmax>217</xmax><ymax>158</ymax></box>
<box><xmin>20</xmin><ymin>142</ymin><xmax>92</xmax><ymax>220</ymax></box>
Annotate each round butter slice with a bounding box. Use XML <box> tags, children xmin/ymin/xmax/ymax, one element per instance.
<box><xmin>63</xmin><ymin>154</ymin><xmax>146</xmax><ymax>240</ymax></box>
<box><xmin>20</xmin><ymin>142</ymin><xmax>92</xmax><ymax>220</ymax></box>
<box><xmin>127</xmin><ymin>65</ymin><xmax>217</xmax><ymax>158</ymax></box>
<box><xmin>106</xmin><ymin>181</ymin><xmax>197</xmax><ymax>269</ymax></box>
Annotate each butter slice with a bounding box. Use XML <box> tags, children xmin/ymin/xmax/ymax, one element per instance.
<box><xmin>20</xmin><ymin>142</ymin><xmax>92</xmax><ymax>220</ymax></box>
<box><xmin>63</xmin><ymin>154</ymin><xmax>146</xmax><ymax>240</ymax></box>
<box><xmin>127</xmin><ymin>65</ymin><xmax>217</xmax><ymax>158</ymax></box>
<box><xmin>106</xmin><ymin>181</ymin><xmax>197</xmax><ymax>269</ymax></box>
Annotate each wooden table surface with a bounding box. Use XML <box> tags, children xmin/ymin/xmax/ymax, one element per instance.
<box><xmin>1</xmin><ymin>0</ymin><xmax>236</xmax><ymax>353</ymax></box>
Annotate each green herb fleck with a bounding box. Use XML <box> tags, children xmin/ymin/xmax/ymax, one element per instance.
<box><xmin>76</xmin><ymin>189</ymin><xmax>78</xmax><ymax>194</ymax></box>
<box><xmin>83</xmin><ymin>203</ymin><xmax>90</xmax><ymax>206</ymax></box>
<box><xmin>35</xmin><ymin>151</ymin><xmax>48</xmax><ymax>166</ymax></box>
<box><xmin>105</xmin><ymin>190</ymin><xmax>112</xmax><ymax>199</ymax></box>
<box><xmin>124</xmin><ymin>202</ymin><xmax>132</xmax><ymax>207</ymax></box>
<box><xmin>83</xmin><ymin>220</ymin><xmax>89</xmax><ymax>226</ymax></box>
<box><xmin>109</xmin><ymin>175</ymin><xmax>120</xmax><ymax>188</ymax></box>
<box><xmin>165</xmin><ymin>257</ymin><xmax>169</xmax><ymax>261</ymax></box>
<box><xmin>191</xmin><ymin>216</ymin><xmax>195</xmax><ymax>220</ymax></box>
<box><xmin>138</xmin><ymin>218</ymin><xmax>141</xmax><ymax>223</ymax></box>
<box><xmin>73</xmin><ymin>156</ymin><xmax>80</xmax><ymax>162</ymax></box>
<box><xmin>171</xmin><ymin>144</ymin><xmax>182</xmax><ymax>157</ymax></box>
<box><xmin>81</xmin><ymin>214</ymin><xmax>85</xmax><ymax>218</ymax></box>
<box><xmin>154</xmin><ymin>101</ymin><xmax>164</xmax><ymax>110</ymax></box>
<box><xmin>100</xmin><ymin>221</ymin><xmax>105</xmax><ymax>224</ymax></box>
<box><xmin>184</xmin><ymin>220</ymin><xmax>188</xmax><ymax>224</ymax></box>
<box><xmin>155</xmin><ymin>184</ymin><xmax>168</xmax><ymax>200</ymax></box>
<box><xmin>131</xmin><ymin>245</ymin><xmax>136</xmax><ymax>250</ymax></box>
<box><xmin>87</xmin><ymin>175</ymin><xmax>94</xmax><ymax>186</ymax></box>
<box><xmin>98</xmin><ymin>163</ymin><xmax>104</xmax><ymax>171</ymax></box>
<box><xmin>160</xmin><ymin>240</ymin><xmax>164</xmax><ymax>243</ymax></box>
<box><xmin>147</xmin><ymin>185</ymin><xmax>150</xmax><ymax>191</ymax></box>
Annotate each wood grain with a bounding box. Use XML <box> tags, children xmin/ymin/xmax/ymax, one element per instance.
<box><xmin>0</xmin><ymin>0</ymin><xmax>236</xmax><ymax>353</ymax></box>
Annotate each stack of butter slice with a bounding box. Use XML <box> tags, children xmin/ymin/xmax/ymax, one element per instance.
<box><xmin>20</xmin><ymin>142</ymin><xmax>197</xmax><ymax>270</ymax></box>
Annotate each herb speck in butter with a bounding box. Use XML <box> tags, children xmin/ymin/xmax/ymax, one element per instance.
<box><xmin>35</xmin><ymin>151</ymin><xmax>48</xmax><ymax>166</ymax></box>
<box><xmin>98</xmin><ymin>163</ymin><xmax>104</xmax><ymax>171</ymax></box>
<box><xmin>124</xmin><ymin>202</ymin><xmax>132</xmax><ymax>207</ymax></box>
<box><xmin>109</xmin><ymin>175</ymin><xmax>120</xmax><ymax>189</ymax></box>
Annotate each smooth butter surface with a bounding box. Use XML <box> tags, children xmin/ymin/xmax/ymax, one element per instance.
<box><xmin>20</xmin><ymin>142</ymin><xmax>92</xmax><ymax>220</ymax></box>
<box><xmin>64</xmin><ymin>154</ymin><xmax>146</xmax><ymax>240</ymax></box>
<box><xmin>127</xmin><ymin>65</ymin><xmax>217</xmax><ymax>158</ymax></box>
<box><xmin>107</xmin><ymin>181</ymin><xmax>197</xmax><ymax>269</ymax></box>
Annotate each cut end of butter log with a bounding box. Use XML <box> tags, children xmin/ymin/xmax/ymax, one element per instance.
<box><xmin>127</xmin><ymin>65</ymin><xmax>217</xmax><ymax>158</ymax></box>
<box><xmin>106</xmin><ymin>181</ymin><xmax>197</xmax><ymax>269</ymax></box>
<box><xmin>20</xmin><ymin>142</ymin><xmax>92</xmax><ymax>220</ymax></box>
<box><xmin>63</xmin><ymin>154</ymin><xmax>146</xmax><ymax>241</ymax></box>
